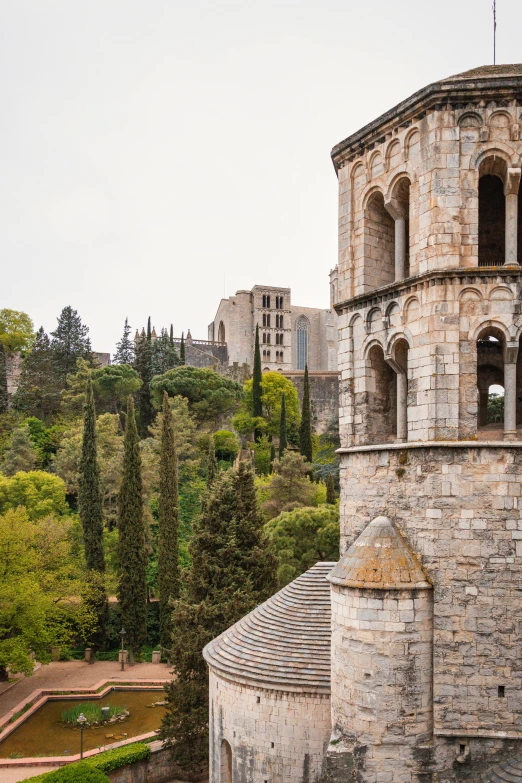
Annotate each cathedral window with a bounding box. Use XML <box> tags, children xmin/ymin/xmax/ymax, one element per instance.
<box><xmin>263</xmin><ymin>314</ymin><xmax>266</xmax><ymax>327</ymax></box>
<box><xmin>262</xmin><ymin>294</ymin><xmax>271</xmax><ymax>308</ymax></box>
<box><xmin>266</xmin><ymin>333</ymin><xmax>271</xmax><ymax>345</ymax></box>
<box><xmin>296</xmin><ymin>316</ymin><xmax>309</xmax><ymax>370</ymax></box>
<box><xmin>263</xmin><ymin>333</ymin><xmax>267</xmax><ymax>344</ymax></box>
<box><xmin>266</xmin><ymin>314</ymin><xmax>270</xmax><ymax>328</ymax></box>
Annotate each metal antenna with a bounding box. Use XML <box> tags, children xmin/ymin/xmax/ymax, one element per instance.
<box><xmin>493</xmin><ymin>0</ymin><xmax>497</xmax><ymax>65</ymax></box>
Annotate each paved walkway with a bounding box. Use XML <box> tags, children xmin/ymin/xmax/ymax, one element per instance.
<box><xmin>0</xmin><ymin>661</ymin><xmax>172</xmax><ymax>720</ymax></box>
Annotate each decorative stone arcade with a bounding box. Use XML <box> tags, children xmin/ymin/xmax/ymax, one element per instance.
<box><xmin>332</xmin><ymin>65</ymin><xmax>522</xmax><ymax>783</ymax></box>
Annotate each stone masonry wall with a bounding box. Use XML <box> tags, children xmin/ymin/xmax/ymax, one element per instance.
<box><xmin>330</xmin><ymin>585</ymin><xmax>433</xmax><ymax>783</ymax></box>
<box><xmin>208</xmin><ymin>670</ymin><xmax>331</xmax><ymax>783</ymax></box>
<box><xmin>284</xmin><ymin>371</ymin><xmax>339</xmax><ymax>434</ymax></box>
<box><xmin>339</xmin><ymin>444</ymin><xmax>522</xmax><ymax>776</ymax></box>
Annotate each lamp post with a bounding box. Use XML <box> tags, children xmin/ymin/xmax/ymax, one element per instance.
<box><xmin>119</xmin><ymin>627</ymin><xmax>126</xmax><ymax>672</ymax></box>
<box><xmin>77</xmin><ymin>712</ymin><xmax>87</xmax><ymax>759</ymax></box>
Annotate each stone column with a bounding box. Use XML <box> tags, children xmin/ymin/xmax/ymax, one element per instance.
<box><xmin>504</xmin><ymin>168</ymin><xmax>521</xmax><ymax>266</ymax></box>
<box><xmin>384</xmin><ymin>198</ymin><xmax>408</xmax><ymax>281</ymax></box>
<box><xmin>386</xmin><ymin>353</ymin><xmax>408</xmax><ymax>442</ymax></box>
<box><xmin>504</xmin><ymin>341</ymin><xmax>519</xmax><ymax>440</ymax></box>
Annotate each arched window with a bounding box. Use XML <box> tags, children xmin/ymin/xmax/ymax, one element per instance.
<box><xmin>296</xmin><ymin>316</ymin><xmax>309</xmax><ymax>370</ymax></box>
<box><xmin>262</xmin><ymin>314</ymin><xmax>266</xmax><ymax>327</ymax></box>
<box><xmin>220</xmin><ymin>740</ymin><xmax>232</xmax><ymax>783</ymax></box>
<box><xmin>266</xmin><ymin>333</ymin><xmax>271</xmax><ymax>345</ymax></box>
<box><xmin>479</xmin><ymin>173</ymin><xmax>505</xmax><ymax>266</ymax></box>
<box><xmin>263</xmin><ymin>333</ymin><xmax>267</xmax><ymax>344</ymax></box>
<box><xmin>263</xmin><ymin>350</ymin><xmax>266</xmax><ymax>359</ymax></box>
<box><xmin>364</xmin><ymin>191</ymin><xmax>395</xmax><ymax>290</ymax></box>
<box><xmin>266</xmin><ymin>314</ymin><xmax>270</xmax><ymax>328</ymax></box>
<box><xmin>218</xmin><ymin>321</ymin><xmax>226</xmax><ymax>343</ymax></box>
<box><xmin>267</xmin><ymin>350</ymin><xmax>271</xmax><ymax>360</ymax></box>
<box><xmin>262</xmin><ymin>295</ymin><xmax>267</xmax><ymax>308</ymax></box>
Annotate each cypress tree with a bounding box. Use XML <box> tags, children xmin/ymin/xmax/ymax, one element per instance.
<box><xmin>133</xmin><ymin>332</ymin><xmax>154</xmax><ymax>436</ymax></box>
<box><xmin>299</xmin><ymin>364</ymin><xmax>313</xmax><ymax>463</ymax></box>
<box><xmin>147</xmin><ymin>317</ymin><xmax>152</xmax><ymax>341</ymax></box>
<box><xmin>252</xmin><ymin>324</ymin><xmax>263</xmax><ymax>442</ymax></box>
<box><xmin>206</xmin><ymin>436</ymin><xmax>217</xmax><ymax>487</ymax></box>
<box><xmin>79</xmin><ymin>379</ymin><xmax>106</xmax><ymax>573</ymax></box>
<box><xmin>160</xmin><ymin>464</ymin><xmax>277</xmax><ymax>773</ymax></box>
<box><xmin>0</xmin><ymin>346</ymin><xmax>8</xmax><ymax>414</ymax></box>
<box><xmin>269</xmin><ymin>443</ymin><xmax>276</xmax><ymax>472</ymax></box>
<box><xmin>114</xmin><ymin>318</ymin><xmax>134</xmax><ymax>364</ymax></box>
<box><xmin>169</xmin><ymin>324</ymin><xmax>174</xmax><ymax>344</ymax></box>
<box><xmin>78</xmin><ymin>379</ymin><xmax>108</xmax><ymax>653</ymax></box>
<box><xmin>118</xmin><ymin>396</ymin><xmax>147</xmax><ymax>664</ymax></box>
<box><xmin>279</xmin><ymin>391</ymin><xmax>287</xmax><ymax>458</ymax></box>
<box><xmin>158</xmin><ymin>392</ymin><xmax>180</xmax><ymax>652</ymax></box>
<box><xmin>326</xmin><ymin>473</ymin><xmax>336</xmax><ymax>504</ymax></box>
<box><xmin>179</xmin><ymin>332</ymin><xmax>185</xmax><ymax>365</ymax></box>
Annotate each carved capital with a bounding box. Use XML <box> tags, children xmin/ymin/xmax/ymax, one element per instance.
<box><xmin>504</xmin><ymin>341</ymin><xmax>519</xmax><ymax>364</ymax></box>
<box><xmin>384</xmin><ymin>197</ymin><xmax>408</xmax><ymax>221</ymax></box>
<box><xmin>504</xmin><ymin>168</ymin><xmax>522</xmax><ymax>196</ymax></box>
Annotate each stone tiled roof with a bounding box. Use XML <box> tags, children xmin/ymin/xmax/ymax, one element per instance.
<box><xmin>482</xmin><ymin>755</ymin><xmax>522</xmax><ymax>782</ymax></box>
<box><xmin>203</xmin><ymin>562</ymin><xmax>335</xmax><ymax>693</ymax></box>
<box><xmin>328</xmin><ymin>516</ymin><xmax>431</xmax><ymax>590</ymax></box>
<box><xmin>445</xmin><ymin>64</ymin><xmax>522</xmax><ymax>81</ymax></box>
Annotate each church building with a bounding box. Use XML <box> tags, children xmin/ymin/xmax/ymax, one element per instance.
<box><xmin>204</xmin><ymin>64</ymin><xmax>522</xmax><ymax>782</ymax></box>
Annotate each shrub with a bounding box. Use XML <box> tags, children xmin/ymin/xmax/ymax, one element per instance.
<box><xmin>26</xmin><ymin>763</ymin><xmax>109</xmax><ymax>782</ymax></box>
<box><xmin>25</xmin><ymin>743</ymin><xmax>151</xmax><ymax>780</ymax></box>
<box><xmin>213</xmin><ymin>430</ymin><xmax>239</xmax><ymax>462</ymax></box>
<box><xmin>89</xmin><ymin>742</ymin><xmax>151</xmax><ymax>773</ymax></box>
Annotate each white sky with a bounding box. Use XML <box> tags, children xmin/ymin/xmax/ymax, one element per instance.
<box><xmin>2</xmin><ymin>0</ymin><xmax>522</xmax><ymax>354</ymax></box>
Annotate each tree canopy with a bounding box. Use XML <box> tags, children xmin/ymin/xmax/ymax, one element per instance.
<box><xmin>0</xmin><ymin>508</ymin><xmax>94</xmax><ymax>675</ymax></box>
<box><xmin>233</xmin><ymin>371</ymin><xmax>300</xmax><ymax>438</ymax></box>
<box><xmin>150</xmin><ymin>366</ymin><xmax>243</xmax><ymax>426</ymax></box>
<box><xmin>262</xmin><ymin>451</ymin><xmax>315</xmax><ymax>519</ymax></box>
<box><xmin>0</xmin><ymin>470</ymin><xmax>68</xmax><ymax>520</ymax></box>
<box><xmin>265</xmin><ymin>504</ymin><xmax>339</xmax><ymax>587</ymax></box>
<box><xmin>0</xmin><ymin>309</ymin><xmax>34</xmax><ymax>352</ymax></box>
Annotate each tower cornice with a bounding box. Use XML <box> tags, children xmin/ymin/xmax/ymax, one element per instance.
<box><xmin>331</xmin><ymin>65</ymin><xmax>522</xmax><ymax>173</ymax></box>
<box><xmin>333</xmin><ymin>266</ymin><xmax>522</xmax><ymax>316</ymax></box>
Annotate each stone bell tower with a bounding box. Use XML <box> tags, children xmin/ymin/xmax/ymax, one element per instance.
<box><xmin>329</xmin><ymin>65</ymin><xmax>522</xmax><ymax>781</ymax></box>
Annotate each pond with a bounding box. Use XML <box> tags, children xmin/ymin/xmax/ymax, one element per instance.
<box><xmin>0</xmin><ymin>689</ymin><xmax>166</xmax><ymax>759</ymax></box>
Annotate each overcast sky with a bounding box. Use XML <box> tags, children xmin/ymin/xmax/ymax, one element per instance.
<box><xmin>2</xmin><ymin>0</ymin><xmax>522</xmax><ymax>354</ymax></box>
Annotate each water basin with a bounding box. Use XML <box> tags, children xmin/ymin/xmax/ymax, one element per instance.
<box><xmin>0</xmin><ymin>690</ymin><xmax>166</xmax><ymax>758</ymax></box>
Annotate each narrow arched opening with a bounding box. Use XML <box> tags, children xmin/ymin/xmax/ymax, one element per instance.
<box><xmin>367</xmin><ymin>345</ymin><xmax>396</xmax><ymax>443</ymax></box>
<box><xmin>218</xmin><ymin>321</ymin><xmax>226</xmax><ymax>343</ymax></box>
<box><xmin>393</xmin><ymin>338</ymin><xmax>409</xmax><ymax>441</ymax></box>
<box><xmin>476</xmin><ymin>327</ymin><xmax>512</xmax><ymax>437</ymax></box>
<box><xmin>363</xmin><ymin>191</ymin><xmax>395</xmax><ymax>290</ymax></box>
<box><xmin>386</xmin><ymin>177</ymin><xmax>411</xmax><ymax>280</ymax></box>
<box><xmin>479</xmin><ymin>174</ymin><xmax>505</xmax><ymax>266</ymax></box>
<box><xmin>220</xmin><ymin>739</ymin><xmax>232</xmax><ymax>783</ymax></box>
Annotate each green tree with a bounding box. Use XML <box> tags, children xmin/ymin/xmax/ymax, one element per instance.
<box><xmin>13</xmin><ymin>328</ymin><xmax>62</xmax><ymax>421</ymax></box>
<box><xmin>117</xmin><ymin>397</ymin><xmax>147</xmax><ymax>663</ymax></box>
<box><xmin>262</xmin><ymin>451</ymin><xmax>315</xmax><ymax>519</ymax></box>
<box><xmin>0</xmin><ymin>507</ymin><xmax>95</xmax><ymax>676</ymax></box>
<box><xmin>252</xmin><ymin>324</ymin><xmax>262</xmax><ymax>441</ymax></box>
<box><xmin>133</xmin><ymin>332</ymin><xmax>155</xmax><ymax>436</ymax></box>
<box><xmin>0</xmin><ymin>470</ymin><xmax>68</xmax><ymax>520</ymax></box>
<box><xmin>179</xmin><ymin>332</ymin><xmax>185</xmax><ymax>365</ymax></box>
<box><xmin>78</xmin><ymin>380</ymin><xmax>106</xmax><ymax>574</ymax></box>
<box><xmin>158</xmin><ymin>392</ymin><xmax>180</xmax><ymax>651</ymax></box>
<box><xmin>150</xmin><ymin>367</ymin><xmax>243</xmax><ymax>427</ymax></box>
<box><xmin>23</xmin><ymin>416</ymin><xmax>63</xmax><ymax>467</ymax></box>
<box><xmin>159</xmin><ymin>464</ymin><xmax>277</xmax><ymax>774</ymax></box>
<box><xmin>299</xmin><ymin>364</ymin><xmax>313</xmax><ymax>463</ymax></box>
<box><xmin>0</xmin><ymin>309</ymin><xmax>35</xmax><ymax>413</ymax></box>
<box><xmin>265</xmin><ymin>504</ymin><xmax>339</xmax><ymax>587</ymax></box>
<box><xmin>0</xmin><ymin>309</ymin><xmax>34</xmax><ymax>352</ymax></box>
<box><xmin>151</xmin><ymin>329</ymin><xmax>179</xmax><ymax>377</ymax></box>
<box><xmin>93</xmin><ymin>365</ymin><xmax>142</xmax><ymax>423</ymax></box>
<box><xmin>326</xmin><ymin>473</ymin><xmax>336</xmax><ymax>504</ymax></box>
<box><xmin>206</xmin><ymin>436</ymin><xmax>216</xmax><ymax>487</ymax></box>
<box><xmin>1</xmin><ymin>426</ymin><xmax>38</xmax><ymax>475</ymax></box>
<box><xmin>233</xmin><ymin>371</ymin><xmax>299</xmax><ymax>439</ymax></box>
<box><xmin>213</xmin><ymin>430</ymin><xmax>239</xmax><ymax>463</ymax></box>
<box><xmin>114</xmin><ymin>318</ymin><xmax>135</xmax><ymax>364</ymax></box>
<box><xmin>53</xmin><ymin>414</ymin><xmax>124</xmax><ymax>529</ymax></box>
<box><xmin>51</xmin><ymin>306</ymin><xmax>92</xmax><ymax>385</ymax></box>
<box><xmin>279</xmin><ymin>392</ymin><xmax>287</xmax><ymax>458</ymax></box>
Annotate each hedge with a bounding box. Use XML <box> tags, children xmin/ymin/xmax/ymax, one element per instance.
<box><xmin>25</xmin><ymin>764</ymin><xmax>109</xmax><ymax>783</ymax></box>
<box><xmin>25</xmin><ymin>743</ymin><xmax>151</xmax><ymax>781</ymax></box>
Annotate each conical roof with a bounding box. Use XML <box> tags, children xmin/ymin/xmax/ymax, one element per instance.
<box><xmin>328</xmin><ymin>516</ymin><xmax>431</xmax><ymax>590</ymax></box>
<box><xmin>203</xmin><ymin>562</ymin><xmax>334</xmax><ymax>693</ymax></box>
<box><xmin>482</xmin><ymin>755</ymin><xmax>522</xmax><ymax>782</ymax></box>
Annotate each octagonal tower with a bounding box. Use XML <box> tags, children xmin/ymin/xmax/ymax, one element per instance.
<box><xmin>331</xmin><ymin>65</ymin><xmax>522</xmax><ymax>781</ymax></box>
